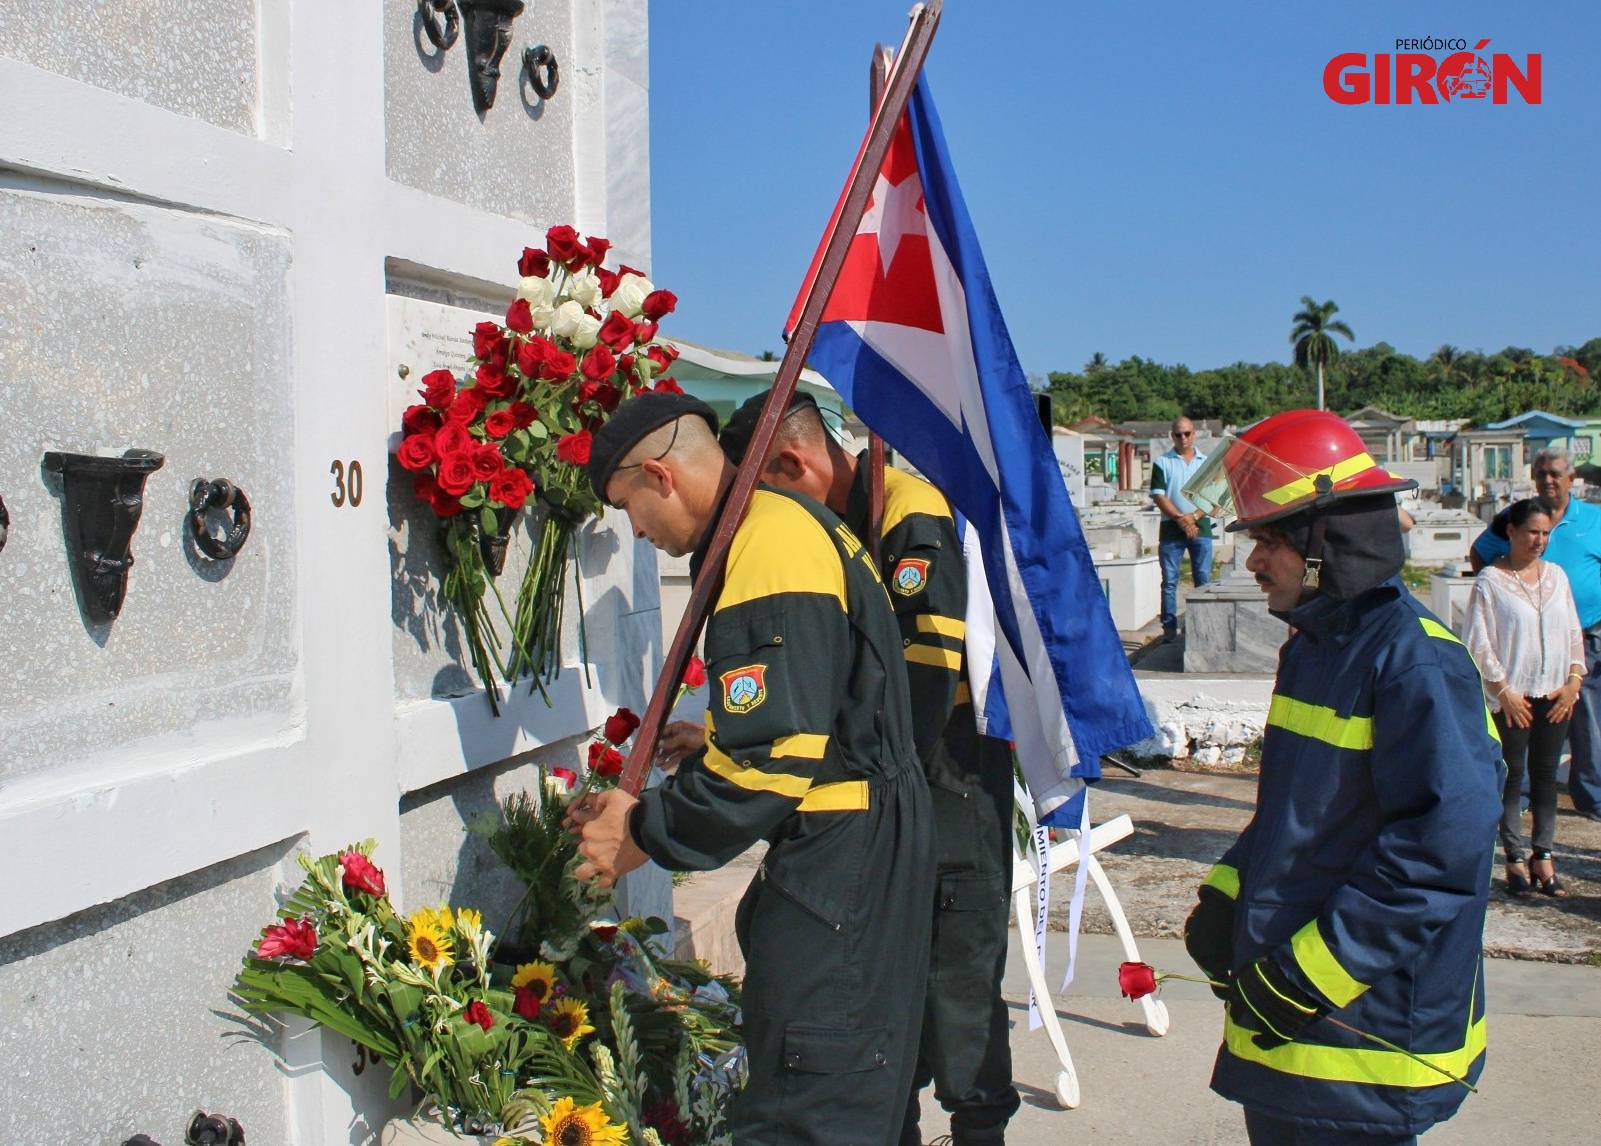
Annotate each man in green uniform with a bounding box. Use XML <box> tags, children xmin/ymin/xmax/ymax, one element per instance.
<box><xmin>571</xmin><ymin>392</ymin><xmax>935</xmax><ymax>1146</ymax></box>
<box><xmin>720</xmin><ymin>390</ymin><xmax>1019</xmax><ymax>1146</ymax></box>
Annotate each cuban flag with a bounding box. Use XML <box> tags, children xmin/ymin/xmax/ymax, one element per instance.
<box><xmin>786</xmin><ymin>75</ymin><xmax>1152</xmax><ymax>825</ymax></box>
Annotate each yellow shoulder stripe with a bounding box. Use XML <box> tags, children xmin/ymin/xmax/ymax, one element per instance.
<box><xmin>882</xmin><ymin>467</ymin><xmax>954</xmax><ymax>533</ymax></box>
<box><xmin>1267</xmin><ymin>694</ymin><xmax>1373</xmax><ymax>751</ymax></box>
<box><xmin>915</xmin><ymin>614</ymin><xmax>967</xmax><ymax>639</ymax></box>
<box><xmin>1419</xmin><ymin>617</ymin><xmax>1462</xmax><ymax>645</ymax></box>
<box><xmin>718</xmin><ymin>491</ymin><xmax>846</xmax><ymax>613</ymax></box>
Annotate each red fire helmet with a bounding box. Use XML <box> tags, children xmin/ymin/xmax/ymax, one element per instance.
<box><xmin>1182</xmin><ymin>410</ymin><xmax>1417</xmax><ymax>531</ymax></box>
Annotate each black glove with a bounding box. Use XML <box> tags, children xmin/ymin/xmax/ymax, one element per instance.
<box><xmin>1227</xmin><ymin>955</ymin><xmax>1327</xmax><ymax>1050</ymax></box>
<box><xmin>1183</xmin><ymin>885</ymin><xmax>1235</xmax><ymax>1000</ymax></box>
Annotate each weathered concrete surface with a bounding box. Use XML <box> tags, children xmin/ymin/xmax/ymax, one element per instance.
<box><xmin>1056</xmin><ymin>767</ymin><xmax>1601</xmax><ymax>964</ymax></box>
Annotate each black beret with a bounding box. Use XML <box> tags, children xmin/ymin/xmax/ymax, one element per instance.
<box><xmin>587</xmin><ymin>392</ymin><xmax>719</xmax><ymax>503</ymax></box>
<box><xmin>718</xmin><ymin>388</ymin><xmax>820</xmax><ymax>465</ymax></box>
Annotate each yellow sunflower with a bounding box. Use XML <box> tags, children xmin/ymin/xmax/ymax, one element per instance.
<box><xmin>510</xmin><ymin>960</ymin><xmax>557</xmax><ymax>1003</ymax></box>
<box><xmin>405</xmin><ymin>908</ymin><xmax>455</xmax><ymax>972</ymax></box>
<box><xmin>544</xmin><ymin>997</ymin><xmax>595</xmax><ymax>1050</ymax></box>
<box><xmin>538</xmin><ymin>1096</ymin><xmax>627</xmax><ymax>1146</ymax></box>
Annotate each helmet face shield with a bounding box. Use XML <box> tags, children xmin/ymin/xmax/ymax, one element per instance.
<box><xmin>1180</xmin><ymin>443</ymin><xmax>1242</xmax><ymax>519</ymax></box>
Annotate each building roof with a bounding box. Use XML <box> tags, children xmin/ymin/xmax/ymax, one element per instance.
<box><xmin>1484</xmin><ymin>409</ymin><xmax>1587</xmax><ymax>432</ymax></box>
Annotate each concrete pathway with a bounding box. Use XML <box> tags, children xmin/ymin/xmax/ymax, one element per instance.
<box><xmin>915</xmin><ymin>933</ymin><xmax>1601</xmax><ymax>1145</ymax></box>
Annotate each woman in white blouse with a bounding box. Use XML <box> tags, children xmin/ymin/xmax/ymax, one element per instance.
<box><xmin>1465</xmin><ymin>498</ymin><xmax>1584</xmax><ymax>898</ymax></box>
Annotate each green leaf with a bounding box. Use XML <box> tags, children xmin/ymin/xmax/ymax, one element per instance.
<box><xmin>461</xmin><ymin>487</ymin><xmax>487</xmax><ymax>510</ymax></box>
<box><xmin>526</xmin><ymin>421</ymin><xmax>549</xmax><ymax>441</ymax></box>
<box><xmin>480</xmin><ymin>506</ymin><xmax>497</xmax><ymax>536</ymax></box>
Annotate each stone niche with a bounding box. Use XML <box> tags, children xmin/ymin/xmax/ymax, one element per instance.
<box><xmin>1183</xmin><ymin>537</ymin><xmax>1287</xmax><ymax>673</ymax></box>
<box><xmin>0</xmin><ymin>188</ymin><xmax>297</xmax><ymax>783</ymax></box>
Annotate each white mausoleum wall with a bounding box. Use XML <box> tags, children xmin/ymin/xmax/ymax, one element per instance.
<box><xmin>0</xmin><ymin>2</ymin><xmax>657</xmax><ymax>1141</ymax></box>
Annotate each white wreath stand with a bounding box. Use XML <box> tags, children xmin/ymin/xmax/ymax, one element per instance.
<box><xmin>1010</xmin><ymin>788</ymin><xmax>1169</xmax><ymax>1109</ymax></box>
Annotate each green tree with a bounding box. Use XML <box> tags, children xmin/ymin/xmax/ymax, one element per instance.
<box><xmin>1290</xmin><ymin>296</ymin><xmax>1355</xmax><ymax>411</ymax></box>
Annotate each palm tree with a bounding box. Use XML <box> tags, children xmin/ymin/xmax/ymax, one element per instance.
<box><xmin>1085</xmin><ymin>351</ymin><xmax>1108</xmax><ymax>374</ymax></box>
<box><xmin>1431</xmin><ymin>344</ymin><xmax>1459</xmax><ymax>379</ymax></box>
<box><xmin>1289</xmin><ymin>296</ymin><xmax>1355</xmax><ymax>411</ymax></box>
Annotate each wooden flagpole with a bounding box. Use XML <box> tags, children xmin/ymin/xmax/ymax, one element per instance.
<box><xmin>619</xmin><ymin>1</ymin><xmax>943</xmax><ymax>798</ymax></box>
<box><xmin>866</xmin><ymin>44</ymin><xmax>891</xmax><ymax>564</ymax></box>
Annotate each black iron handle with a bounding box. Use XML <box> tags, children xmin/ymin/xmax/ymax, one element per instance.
<box><xmin>524</xmin><ymin>43</ymin><xmax>559</xmax><ymax>99</ymax></box>
<box><xmin>187</xmin><ymin>478</ymin><xmax>252</xmax><ymax>560</ymax></box>
<box><xmin>418</xmin><ymin>0</ymin><xmax>460</xmax><ymax>51</ymax></box>
<box><xmin>0</xmin><ymin>491</ymin><xmax>8</xmax><ymax>555</ymax></box>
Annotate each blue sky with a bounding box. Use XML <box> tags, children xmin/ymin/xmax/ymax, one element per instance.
<box><xmin>648</xmin><ymin>1</ymin><xmax>1599</xmax><ymax>380</ymax></box>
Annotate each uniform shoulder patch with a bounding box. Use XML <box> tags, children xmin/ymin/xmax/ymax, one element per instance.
<box><xmin>720</xmin><ymin>664</ymin><xmax>768</xmax><ymax>714</ymax></box>
<box><xmin>892</xmin><ymin>557</ymin><xmax>930</xmax><ymax>596</ymax></box>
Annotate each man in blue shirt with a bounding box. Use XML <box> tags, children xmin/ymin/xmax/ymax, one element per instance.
<box><xmin>1151</xmin><ymin>416</ymin><xmax>1212</xmax><ymax>641</ymax></box>
<box><xmin>1469</xmin><ymin>448</ymin><xmax>1601</xmax><ymax>820</ymax></box>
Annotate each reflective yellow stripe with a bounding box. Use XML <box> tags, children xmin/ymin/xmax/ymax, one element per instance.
<box><xmin>1290</xmin><ymin>918</ymin><xmax>1369</xmax><ymax>1007</ymax></box>
<box><xmin>718</xmin><ymin>491</ymin><xmax>846</xmax><ymax>612</ymax></box>
<box><xmin>906</xmin><ymin>644</ymin><xmax>963</xmax><ymax>670</ymax></box>
<box><xmin>915</xmin><ymin>614</ymin><xmax>967</xmax><ymax>639</ymax></box>
<box><xmin>881</xmin><ymin>467</ymin><xmax>954</xmax><ymax>531</ymax></box>
<box><xmin>1485</xmin><ymin>705</ymin><xmax>1501</xmax><ymax>744</ymax></box>
<box><xmin>772</xmin><ymin>732</ymin><xmax>829</xmax><ymax>760</ymax></box>
<box><xmin>796</xmin><ymin>779</ymin><xmax>869</xmax><ymax>812</ymax></box>
<box><xmin>954</xmin><ymin>681</ymin><xmax>972</xmax><ymax>707</ymax></box>
<box><xmin>1261</xmin><ymin>452</ymin><xmax>1385</xmax><ymax>506</ymax></box>
<box><xmin>1203</xmin><ymin>863</ymin><xmax>1240</xmax><ymax>900</ymax></box>
<box><xmin>1224</xmin><ymin>1013</ymin><xmax>1485</xmax><ymax>1087</ymax></box>
<box><xmin>702</xmin><ymin>741</ymin><xmax>811</xmax><ymax>800</ymax></box>
<box><xmin>1267</xmin><ymin>695</ymin><xmax>1374</xmax><ymax>750</ymax></box>
<box><xmin>1419</xmin><ymin>617</ymin><xmax>1461</xmax><ymax>645</ymax></box>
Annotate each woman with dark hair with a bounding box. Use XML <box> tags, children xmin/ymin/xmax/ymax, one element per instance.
<box><xmin>1466</xmin><ymin>498</ymin><xmax>1584</xmax><ymax>897</ymax></box>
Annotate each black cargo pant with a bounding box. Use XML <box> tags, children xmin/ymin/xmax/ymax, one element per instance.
<box><xmin>732</xmin><ymin>761</ymin><xmax>935</xmax><ymax>1146</ymax></box>
<box><xmin>900</xmin><ymin>718</ymin><xmax>1020</xmax><ymax>1146</ymax></box>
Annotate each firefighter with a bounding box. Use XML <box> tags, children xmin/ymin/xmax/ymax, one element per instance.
<box><xmin>719</xmin><ymin>390</ymin><xmax>1019</xmax><ymax>1146</ymax></box>
<box><xmin>1179</xmin><ymin>409</ymin><xmax>1503</xmax><ymax>1145</ymax></box>
<box><xmin>570</xmin><ymin>392</ymin><xmax>935</xmax><ymax>1146</ymax></box>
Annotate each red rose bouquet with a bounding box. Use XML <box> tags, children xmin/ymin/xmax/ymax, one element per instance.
<box><xmin>397</xmin><ymin>226</ymin><xmax>682</xmax><ymax>707</ymax></box>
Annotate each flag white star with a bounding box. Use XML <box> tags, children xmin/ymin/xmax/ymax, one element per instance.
<box><xmin>858</xmin><ymin>168</ymin><xmax>925</xmax><ymax>276</ymax></box>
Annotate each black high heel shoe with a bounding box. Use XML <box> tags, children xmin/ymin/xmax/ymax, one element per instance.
<box><xmin>1505</xmin><ymin>861</ymin><xmax>1533</xmax><ymax>897</ymax></box>
<box><xmin>1530</xmin><ymin>849</ymin><xmax>1568</xmax><ymax>898</ymax></box>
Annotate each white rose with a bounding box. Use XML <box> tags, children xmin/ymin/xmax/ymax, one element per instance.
<box><xmin>611</xmin><ymin>273</ymin><xmax>654</xmax><ymax>318</ymax></box>
<box><xmin>529</xmin><ymin>303</ymin><xmax>556</xmax><ymax>332</ymax></box>
<box><xmin>551</xmin><ymin>299</ymin><xmax>587</xmax><ymax>340</ymax></box>
<box><xmin>516</xmin><ymin>275</ymin><xmax>555</xmax><ymax>307</ymax></box>
<box><xmin>570</xmin><ymin>313</ymin><xmax>601</xmax><ymax>350</ymax></box>
<box><xmin>569</xmin><ymin>272</ymin><xmax>603</xmax><ymax>309</ymax></box>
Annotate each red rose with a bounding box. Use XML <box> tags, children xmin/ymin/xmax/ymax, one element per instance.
<box><xmin>596</xmin><ymin>267</ymin><xmax>620</xmax><ymax>297</ymax></box>
<box><xmin>402</xmin><ymin>403</ymin><xmax>443</xmax><ymax>436</ymax></box>
<box><xmin>584</xmin><ymin>236</ymin><xmax>612</xmax><ymax>266</ymax></box>
<box><xmin>475</xmin><ymin>362</ymin><xmax>514</xmax><ymax>398</ymax></box>
<box><xmin>545</xmin><ymin>348</ymin><xmax>577</xmax><ymax>379</ymax></box>
<box><xmin>588</xmin><ymin>740</ymin><xmax>624</xmax><ymax>777</ymax></box>
<box><xmin>591</xmin><ymin>923</ymin><xmax>619</xmax><ymax>943</ymax></box>
<box><xmin>642</xmin><ymin>1100</ymin><xmax>691</xmax><ymax>1146</ymax></box>
<box><xmin>682</xmin><ymin>655</ymin><xmax>707</xmax><ymax>689</ymax></box>
<box><xmin>510</xmin><ymin>401</ymin><xmax>537</xmax><ymax>429</ymax></box>
<box><xmin>581</xmin><ymin>345</ymin><xmax>616</xmax><ymax>382</ymax></box>
<box><xmin>604</xmin><ymin>707</ymin><xmax>641</xmax><ymax>745</ymax></box>
<box><xmin>437</xmin><ymin>452</ymin><xmax>477</xmax><ymax>496</ymax></box>
<box><xmin>517</xmin><ymin>247</ymin><xmax>551</xmax><ymax>278</ymax></box>
<box><xmin>555</xmin><ymin>431</ymin><xmax>592</xmax><ymax>466</ymax></box>
<box><xmin>489</xmin><ymin>467</ymin><xmax>535</xmax><ymax>510</ymax></box>
<box><xmin>516</xmin><ymin>336</ymin><xmax>551</xmax><ymax>379</ymax></box>
<box><xmin>598</xmin><ymin>311</ymin><xmax>636</xmax><ymax>352</ymax></box>
<box><xmin>576</xmin><ymin>381</ymin><xmax>621</xmax><ymax>413</ymax></box>
<box><xmin>446</xmin><ymin>387</ymin><xmax>488</xmax><ymax>425</ymax></box>
<box><xmin>397</xmin><ymin>432</ymin><xmax>438</xmax><ymax>472</ymax></box>
<box><xmin>254</xmin><ymin>916</ymin><xmax>318</xmax><ymax>961</ymax></box>
<box><xmin>432</xmin><ymin>491</ymin><xmax>463</xmax><ymax>517</ymax></box>
<box><xmin>484</xmin><ymin>409</ymin><xmax>517</xmax><ymax>439</ymax></box>
<box><xmin>513</xmin><ymin>986</ymin><xmax>543</xmax><ymax>1020</ymax></box>
<box><xmin>646</xmin><ymin>345</ymin><xmax>676</xmax><ymax>373</ymax></box>
<box><xmin>463</xmin><ymin>1000</ymin><xmax>494</xmax><ymax>1032</ymax></box>
<box><xmin>641</xmin><ymin>289</ymin><xmax>677</xmax><ymax>321</ymax></box>
<box><xmin>505</xmin><ymin>298</ymin><xmax>534</xmax><ymax>334</ymax></box>
<box><xmin>652</xmin><ymin>377</ymin><xmax>683</xmax><ymax>396</ymax></box>
<box><xmin>420</xmin><ymin>369</ymin><xmax>457</xmax><ymax>409</ymax></box>
<box><xmin>546</xmin><ymin>224</ymin><xmax>583</xmax><ymax>267</ymax></box>
<box><xmin>633</xmin><ymin>320</ymin><xmax>658</xmax><ymax>345</ymax></box>
<box><xmin>435</xmin><ymin>423</ymin><xmax>472</xmax><ymax>456</ymax></box>
<box><xmin>339</xmin><ymin>851</ymin><xmax>387</xmax><ymax>898</ymax></box>
<box><xmin>473</xmin><ymin>321</ymin><xmax>505</xmax><ymax>359</ymax></box>
<box><xmin>1117</xmin><ymin>961</ymin><xmax>1159</xmax><ymax>1001</ymax></box>
<box><xmin>549</xmin><ymin>766</ymin><xmax>578</xmax><ymax>789</ymax></box>
<box><xmin>618</xmin><ymin>263</ymin><xmax>645</xmax><ymax>279</ymax></box>
<box><xmin>471</xmin><ymin>442</ymin><xmax>504</xmax><ymax>481</ymax></box>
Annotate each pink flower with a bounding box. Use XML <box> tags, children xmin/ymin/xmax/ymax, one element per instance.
<box><xmin>254</xmin><ymin>916</ymin><xmax>317</xmax><ymax>961</ymax></box>
<box><xmin>340</xmin><ymin>851</ymin><xmax>387</xmax><ymax>898</ymax></box>
<box><xmin>463</xmin><ymin>999</ymin><xmax>494</xmax><ymax>1031</ymax></box>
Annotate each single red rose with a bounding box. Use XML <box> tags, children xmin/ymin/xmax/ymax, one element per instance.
<box><xmin>510</xmin><ymin>401</ymin><xmax>537</xmax><ymax>429</ymax></box>
<box><xmin>545</xmin><ymin>224</ymin><xmax>583</xmax><ymax>267</ymax></box>
<box><xmin>584</xmin><ymin>236</ymin><xmax>612</xmax><ymax>267</ymax></box>
<box><xmin>396</xmin><ymin>432</ymin><xmax>438</xmax><ymax>472</ymax></box>
<box><xmin>435</xmin><ymin>423</ymin><xmax>472</xmax><ymax>457</ymax></box>
<box><xmin>652</xmin><ymin>377</ymin><xmax>683</xmax><ymax>396</ymax></box>
<box><xmin>484</xmin><ymin>409</ymin><xmax>518</xmax><ymax>439</ymax></box>
<box><xmin>545</xmin><ymin>348</ymin><xmax>577</xmax><ymax>379</ymax></box>
<box><xmin>445</xmin><ymin>387</ymin><xmax>488</xmax><ymax>424</ymax></box>
<box><xmin>513</xmin><ymin>986</ymin><xmax>543</xmax><ymax>1020</ymax></box>
<box><xmin>593</xmin><ymin>382</ymin><xmax>622</xmax><ymax>412</ymax></box>
<box><xmin>505</xmin><ymin>298</ymin><xmax>534</xmax><ymax>334</ymax></box>
<box><xmin>483</xmin><ymin>338</ymin><xmax>509</xmax><ymax>370</ymax></box>
<box><xmin>489</xmin><ymin>467</ymin><xmax>534</xmax><ymax>510</ymax></box>
<box><xmin>604</xmin><ymin>707</ymin><xmax>641</xmax><ymax>746</ymax></box>
<box><xmin>470</xmin><ymin>442</ymin><xmax>504</xmax><ymax>481</ymax></box>
<box><xmin>598</xmin><ymin>311</ymin><xmax>636</xmax><ymax>352</ymax></box>
<box><xmin>254</xmin><ymin>916</ymin><xmax>318</xmax><ymax>961</ymax></box>
<box><xmin>1118</xmin><ymin>961</ymin><xmax>1159</xmax><ymax>1001</ymax></box>
<box><xmin>437</xmin><ymin>452</ymin><xmax>477</xmax><ymax>496</ymax></box>
<box><xmin>646</xmin><ymin>345</ymin><xmax>676</xmax><ymax>373</ymax></box>
<box><xmin>420</xmin><ymin>369</ymin><xmax>457</xmax><ymax>410</ymax></box>
<box><xmin>555</xmin><ymin>430</ymin><xmax>592</xmax><ymax>466</ymax></box>
<box><xmin>472</xmin><ymin>321</ymin><xmax>505</xmax><ymax>359</ymax></box>
<box><xmin>587</xmin><ymin>740</ymin><xmax>625</xmax><ymax>777</ymax></box>
<box><xmin>431</xmin><ymin>491</ymin><xmax>463</xmax><ymax>517</ymax></box>
<box><xmin>515</xmin><ymin>336</ymin><xmax>551</xmax><ymax>379</ymax></box>
<box><xmin>475</xmin><ymin>362</ymin><xmax>514</xmax><ymax>398</ymax></box>
<box><xmin>591</xmin><ymin>923</ymin><xmax>619</xmax><ymax>943</ymax></box>
<box><xmin>596</xmin><ymin>267</ymin><xmax>620</xmax><ymax>298</ymax></box>
<box><xmin>682</xmin><ymin>655</ymin><xmax>707</xmax><ymax>689</ymax></box>
<box><xmin>464</xmin><ymin>1000</ymin><xmax>494</xmax><ymax>1032</ymax></box>
<box><xmin>339</xmin><ymin>851</ymin><xmax>387</xmax><ymax>898</ymax></box>
<box><xmin>402</xmin><ymin>403</ymin><xmax>443</xmax><ymax>436</ymax></box>
<box><xmin>633</xmin><ymin>320</ymin><xmax>658</xmax><ymax>345</ymax></box>
<box><xmin>641</xmin><ymin>289</ymin><xmax>678</xmax><ymax>321</ymax></box>
<box><xmin>550</xmin><ymin>766</ymin><xmax>578</xmax><ymax>788</ymax></box>
<box><xmin>517</xmin><ymin>247</ymin><xmax>551</xmax><ymax>278</ymax></box>
<box><xmin>581</xmin><ymin>345</ymin><xmax>616</xmax><ymax>382</ymax></box>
